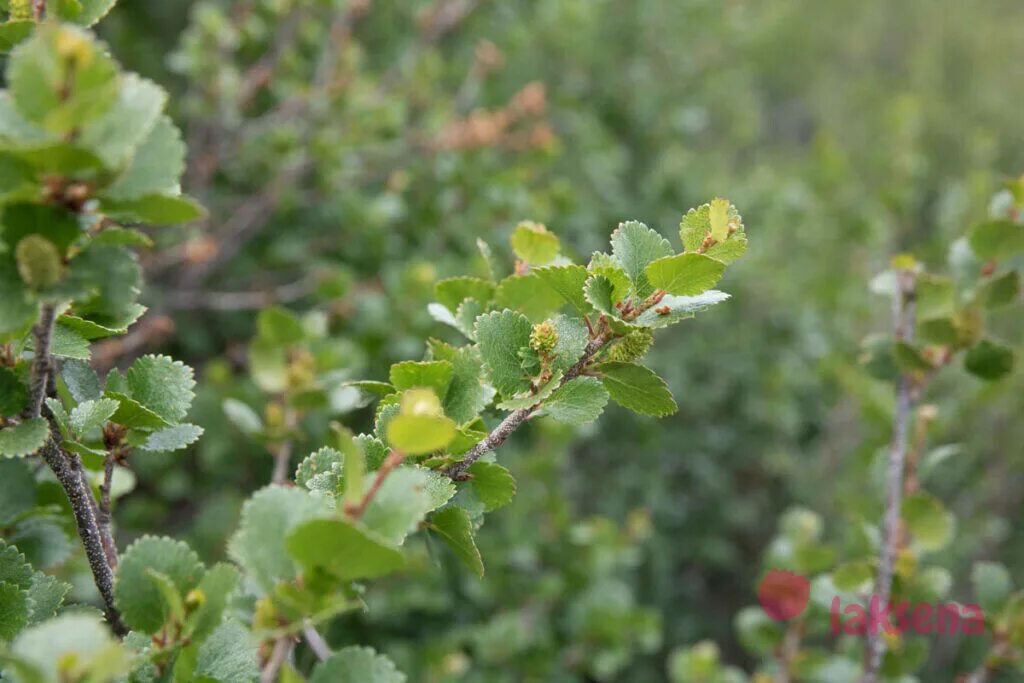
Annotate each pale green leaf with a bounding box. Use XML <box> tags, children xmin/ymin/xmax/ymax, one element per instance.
<box><xmin>610</xmin><ymin>221</ymin><xmax>673</xmax><ymax>298</ymax></box>
<box><xmin>194</xmin><ymin>620</ymin><xmax>258</xmax><ymax>683</ymax></box>
<box><xmin>286</xmin><ymin>518</ymin><xmax>405</xmax><ymax>582</ymax></box>
<box><xmin>543</xmin><ymin>377</ymin><xmax>608</xmax><ymax>425</ymax></box>
<box><xmin>632</xmin><ymin>290</ymin><xmax>731</xmax><ymax>328</ymax></box>
<box><xmin>363</xmin><ymin>467</ymin><xmax>456</xmax><ymax>545</ymax></box>
<box><xmin>78</xmin><ymin>74</ymin><xmax>166</xmax><ymax>168</ymax></box>
<box><xmin>0</xmin><ymin>419</ymin><xmax>49</xmax><ymax>458</ymax></box>
<box><xmin>67</xmin><ymin>397</ymin><xmax>118</xmax><ymax>437</ymax></box>
<box><xmin>969</xmin><ymin>220</ymin><xmax>1024</xmax><ymax>260</ymax></box>
<box><xmin>102</xmin><ymin>116</ymin><xmax>185</xmax><ymax>200</ymax></box>
<box><xmin>25</xmin><ymin>572</ymin><xmax>70</xmax><ymax>625</ymax></box>
<box><xmin>494</xmin><ymin>273</ymin><xmax>565</xmax><ymax>322</ymax></box>
<box><xmin>309</xmin><ymin>646</ymin><xmax>407</xmax><ymax>683</ymax></box>
<box><xmin>222</xmin><ymin>398</ymin><xmax>263</xmax><ymax>436</ymax></box>
<box><xmin>510</xmin><ymin>221</ymin><xmax>560</xmax><ymax>265</ymax></box>
<box><xmin>434</xmin><ymin>277</ymin><xmax>495</xmax><ymax>313</ymax></box>
<box><xmin>138</xmin><ymin>424</ymin><xmax>204</xmax><ymax>452</ymax></box>
<box><xmin>428</xmin><ymin>340</ymin><xmax>488</xmax><ymax>425</ymax></box>
<box><xmin>126</xmin><ymin>354</ymin><xmax>195</xmax><ymax>423</ymax></box>
<box><xmin>475</xmin><ymin>310</ymin><xmax>533</xmax><ymax>397</ymax></box>
<box><xmin>11</xmin><ymin>613</ymin><xmax>129</xmax><ymax>682</ymax></box>
<box><xmin>972</xmin><ymin>562</ymin><xmax>1012</xmax><ymax>614</ymax></box>
<box><xmin>389</xmin><ymin>360</ymin><xmax>453</xmax><ymax>398</ymax></box>
<box><xmin>115</xmin><ymin>536</ymin><xmax>204</xmax><ymax>634</ymax></box>
<box><xmin>228</xmin><ymin>486</ymin><xmax>329</xmax><ymax>592</ymax></box>
<box><xmin>106</xmin><ymin>391</ymin><xmax>170</xmax><ymax>430</ymax></box>
<box><xmin>533</xmin><ymin>264</ymin><xmax>591</xmax><ymax>315</ymax></box>
<box><xmin>0</xmin><ymin>460</ymin><xmax>34</xmax><ymax>524</ymax></box>
<box><xmin>645</xmin><ymin>253</ymin><xmax>726</xmax><ymax>296</ymax></box>
<box><xmin>901</xmin><ymin>493</ymin><xmax>953</xmax><ymax>551</ymax></box>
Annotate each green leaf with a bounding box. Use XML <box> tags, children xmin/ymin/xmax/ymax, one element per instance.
<box><xmin>62</xmin><ymin>244</ymin><xmax>141</xmax><ymax>319</ymax></box>
<box><xmin>102</xmin><ymin>116</ymin><xmax>185</xmax><ymax>200</ymax></box>
<box><xmin>429</xmin><ymin>506</ymin><xmax>483</xmax><ymax>577</ymax></box>
<box><xmin>67</xmin><ymin>397</ymin><xmax>118</xmax><ymax>437</ymax></box>
<box><xmin>644</xmin><ymin>253</ymin><xmax>726</xmax><ymax>296</ymax></box>
<box><xmin>8</xmin><ymin>24</ymin><xmax>119</xmax><ymax>134</ymax></box>
<box><xmin>286</xmin><ymin>518</ymin><xmax>405</xmax><ymax>582</ymax></box>
<box><xmin>610</xmin><ymin>221</ymin><xmax>673</xmax><ymax>298</ymax></box>
<box><xmin>100</xmin><ymin>194</ymin><xmax>205</xmax><ymax>224</ymax></box>
<box><xmin>309</xmin><ymin>646</ymin><xmax>407</xmax><ymax>683</ymax></box>
<box><xmin>126</xmin><ymin>354</ymin><xmax>195</xmax><ymax>423</ymax></box>
<box><xmin>46</xmin><ymin>324</ymin><xmax>90</xmax><ymax>360</ymax></box>
<box><xmin>2</xmin><ymin>203</ymin><xmax>81</xmax><ymax>256</ymax></box>
<box><xmin>972</xmin><ymin>562</ymin><xmax>1012</xmax><ymax>614</ymax></box>
<box><xmin>969</xmin><ymin>219</ymin><xmax>1024</xmax><ymax>260</ymax></box>
<box><xmin>138</xmin><ymin>423</ymin><xmax>204</xmax><ymax>452</ymax></box>
<box><xmin>228</xmin><ymin>486</ymin><xmax>328</xmax><ymax>592</ymax></box>
<box><xmin>115</xmin><ymin>536</ymin><xmax>205</xmax><ymax>634</ymax></box>
<box><xmin>90</xmin><ymin>226</ymin><xmax>153</xmax><ymax>247</ymax></box>
<box><xmin>106</xmin><ymin>391</ymin><xmax>171</xmax><ymax>430</ymax></box>
<box><xmin>10</xmin><ymin>613</ymin><xmax>129</xmax><ymax>682</ymax></box>
<box><xmin>60</xmin><ymin>360</ymin><xmax>100</xmax><ymax>404</ymax></box>
<box><xmin>533</xmin><ymin>264</ymin><xmax>592</xmax><ymax>316</ymax></box>
<box><xmin>389</xmin><ymin>360</ymin><xmax>453</xmax><ymax>398</ymax></box>
<box><xmin>494</xmin><ymin>273</ymin><xmax>565</xmax><ymax>322</ymax></box>
<box><xmin>356</xmin><ymin>434</ymin><xmax>389</xmax><ymax>471</ymax></box>
<box><xmin>901</xmin><ymin>492</ymin><xmax>953</xmax><ymax>552</ymax></box>
<box><xmin>187</xmin><ymin>563</ymin><xmax>240</xmax><ymax>640</ymax></box>
<box><xmin>71</xmin><ymin>0</ymin><xmax>117</xmax><ymax>26</ymax></box>
<box><xmin>386</xmin><ymin>389</ymin><xmax>457</xmax><ymax>455</ymax></box>
<box><xmin>194</xmin><ymin>620</ymin><xmax>258</xmax><ymax>683</ymax></box>
<box><xmin>428</xmin><ymin>341</ymin><xmax>488</xmax><ymax>425</ymax></box>
<box><xmin>582</xmin><ymin>274</ymin><xmax>621</xmax><ymax>319</ymax></box>
<box><xmin>510</xmin><ymin>221</ymin><xmax>560</xmax><ymax>265</ymax></box>
<box><xmin>0</xmin><ymin>257</ymin><xmax>37</xmax><ymax>335</ymax></box>
<box><xmin>78</xmin><ymin>73</ymin><xmax>166</xmax><ymax>168</ymax></box>
<box><xmin>984</xmin><ymin>270</ymin><xmax>1020</xmax><ymax>308</ymax></box>
<box><xmin>597</xmin><ymin>361</ymin><xmax>677</xmax><ymax>417</ymax></box>
<box><xmin>8</xmin><ymin>516</ymin><xmax>73</xmax><ymax>569</ymax></box>
<box><xmin>257</xmin><ymin>306</ymin><xmax>305</xmax><ymax>347</ymax></box>
<box><xmin>632</xmin><ymin>291</ymin><xmax>731</xmax><ymax>329</ymax></box>
<box><xmin>362</xmin><ymin>467</ymin><xmax>456</xmax><ymax>545</ymax></box>
<box><xmin>434</xmin><ymin>277</ymin><xmax>495</xmax><ymax>313</ymax></box>
<box><xmin>222</xmin><ymin>398</ymin><xmax>263</xmax><ymax>436</ymax></box>
<box><xmin>0</xmin><ymin>367</ymin><xmax>28</xmax><ymax>417</ymax></box>
<box><xmin>0</xmin><ymin>581</ymin><xmax>28</xmax><ymax>640</ymax></box>
<box><xmin>832</xmin><ymin>560</ymin><xmax>875</xmax><ymax>592</ymax></box>
<box><xmin>339</xmin><ymin>427</ymin><xmax>365</xmax><ymax>510</ymax></box>
<box><xmin>0</xmin><ymin>460</ymin><xmax>34</xmax><ymax>524</ymax></box>
<box><xmin>0</xmin><ymin>543</ymin><xmax>33</xmax><ymax>590</ymax></box>
<box><xmin>0</xmin><ymin>419</ymin><xmax>49</xmax><ymax>458</ymax></box>
<box><xmin>892</xmin><ymin>341</ymin><xmax>932</xmax><ymax>373</ymax></box>
<box><xmin>680</xmin><ymin>201</ymin><xmax>747</xmax><ymax>264</ymax></box>
<box><xmin>964</xmin><ymin>339</ymin><xmax>1014</xmax><ymax>380</ymax></box>
<box><xmin>0</xmin><ymin>21</ymin><xmax>33</xmax><ymax>53</ymax></box>
<box><xmin>295</xmin><ymin>447</ymin><xmax>343</xmax><ymax>492</ymax></box>
<box><xmin>25</xmin><ymin>572</ymin><xmax>70</xmax><ymax>625</ymax></box>
<box><xmin>475</xmin><ymin>310</ymin><xmax>533</xmax><ymax>397</ymax></box>
<box><xmin>496</xmin><ymin>370</ymin><xmax>562</xmax><ymax>411</ymax></box>
<box><xmin>549</xmin><ymin>315</ymin><xmax>590</xmax><ymax>372</ymax></box>
<box><xmin>58</xmin><ymin>303</ymin><xmax>146</xmax><ymax>340</ymax></box>
<box><xmin>543</xmin><ymin>377</ymin><xmax>608</xmax><ymax>425</ymax></box>
<box><xmin>467</xmin><ymin>461</ymin><xmax>516</xmax><ymax>511</ymax></box>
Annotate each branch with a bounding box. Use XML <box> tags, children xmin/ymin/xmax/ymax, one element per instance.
<box><xmin>302</xmin><ymin>622</ymin><xmax>332</xmax><ymax>662</ymax></box>
<box><xmin>29</xmin><ymin>305</ymin><xmax>125</xmax><ymax>634</ymax></box>
<box><xmin>165</xmin><ymin>274</ymin><xmax>317</xmax><ymax>311</ymax></box>
<box><xmin>260</xmin><ymin>636</ymin><xmax>294</xmax><ymax>683</ymax></box>
<box><xmin>39</xmin><ymin>435</ymin><xmax>126</xmax><ymax>635</ymax></box>
<box><xmin>444</xmin><ymin>334</ymin><xmax>609</xmax><ymax>479</ymax></box>
<box><xmin>862</xmin><ymin>270</ymin><xmax>917</xmax><ymax>683</ymax></box>
<box><xmin>26</xmin><ymin>303</ymin><xmax>57</xmax><ymax>419</ymax></box>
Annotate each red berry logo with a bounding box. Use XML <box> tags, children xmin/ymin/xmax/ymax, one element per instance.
<box><xmin>758</xmin><ymin>569</ymin><xmax>810</xmax><ymax>621</ymax></box>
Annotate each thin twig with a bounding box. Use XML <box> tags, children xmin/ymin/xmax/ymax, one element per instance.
<box><xmin>166</xmin><ymin>275</ymin><xmax>318</xmax><ymax>311</ymax></box>
<box><xmin>96</xmin><ymin>451</ymin><xmax>119</xmax><ymax>569</ymax></box>
<box><xmin>345</xmin><ymin>451</ymin><xmax>405</xmax><ymax>518</ymax></box>
<box><xmin>260</xmin><ymin>636</ymin><xmax>293</xmax><ymax>683</ymax></box>
<box><xmin>444</xmin><ymin>334</ymin><xmax>608</xmax><ymax>479</ymax></box>
<box><xmin>302</xmin><ymin>622</ymin><xmax>332</xmax><ymax>662</ymax></box>
<box><xmin>269</xmin><ymin>407</ymin><xmax>298</xmax><ymax>486</ymax></box>
<box><xmin>862</xmin><ymin>269</ymin><xmax>917</xmax><ymax>683</ymax></box>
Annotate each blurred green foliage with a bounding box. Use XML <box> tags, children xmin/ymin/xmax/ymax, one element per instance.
<box><xmin>2</xmin><ymin>0</ymin><xmax>1023</xmax><ymax>680</ymax></box>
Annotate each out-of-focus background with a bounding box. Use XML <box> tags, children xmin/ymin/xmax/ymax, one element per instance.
<box><xmin>92</xmin><ymin>0</ymin><xmax>1023</xmax><ymax>680</ymax></box>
